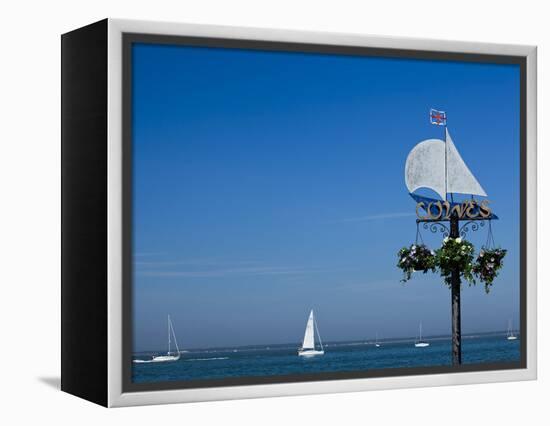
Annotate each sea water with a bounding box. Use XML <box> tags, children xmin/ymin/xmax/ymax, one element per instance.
<box><xmin>132</xmin><ymin>333</ymin><xmax>520</xmax><ymax>384</ymax></box>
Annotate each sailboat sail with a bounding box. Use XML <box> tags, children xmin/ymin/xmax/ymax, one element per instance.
<box><xmin>302</xmin><ymin>310</ymin><xmax>315</xmax><ymax>350</ymax></box>
<box><xmin>168</xmin><ymin>315</ymin><xmax>180</xmax><ymax>355</ymax></box>
<box><xmin>445</xmin><ymin>129</ymin><xmax>487</xmax><ymax>197</ymax></box>
<box><xmin>405</xmin><ymin>129</ymin><xmax>486</xmax><ymax>199</ymax></box>
<box><xmin>405</xmin><ymin>139</ymin><xmax>446</xmax><ymax>199</ymax></box>
<box><xmin>298</xmin><ymin>309</ymin><xmax>324</xmax><ymax>356</ymax></box>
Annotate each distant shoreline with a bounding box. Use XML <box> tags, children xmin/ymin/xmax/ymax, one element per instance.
<box><xmin>134</xmin><ymin>330</ymin><xmax>518</xmax><ymax>355</ymax></box>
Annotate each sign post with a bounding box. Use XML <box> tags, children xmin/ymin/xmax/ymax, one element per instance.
<box><xmin>449</xmin><ymin>211</ymin><xmax>462</xmax><ymax>365</ymax></box>
<box><xmin>402</xmin><ymin>109</ymin><xmax>501</xmax><ymax>366</ymax></box>
<box><xmin>415</xmin><ymin>210</ymin><xmax>495</xmax><ymax>365</ymax></box>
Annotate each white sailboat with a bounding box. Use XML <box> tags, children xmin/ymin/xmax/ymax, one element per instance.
<box><xmin>507</xmin><ymin>319</ymin><xmax>517</xmax><ymax>341</ymax></box>
<box><xmin>375</xmin><ymin>332</ymin><xmax>381</xmax><ymax>348</ymax></box>
<box><xmin>134</xmin><ymin>315</ymin><xmax>181</xmax><ymax>363</ymax></box>
<box><xmin>414</xmin><ymin>322</ymin><xmax>430</xmax><ymax>348</ymax></box>
<box><xmin>298</xmin><ymin>310</ymin><xmax>324</xmax><ymax>357</ymax></box>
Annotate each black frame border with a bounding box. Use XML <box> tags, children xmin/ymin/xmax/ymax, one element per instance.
<box><xmin>122</xmin><ymin>32</ymin><xmax>527</xmax><ymax>393</ymax></box>
<box><xmin>61</xmin><ymin>19</ymin><xmax>109</xmax><ymax>406</ymax></box>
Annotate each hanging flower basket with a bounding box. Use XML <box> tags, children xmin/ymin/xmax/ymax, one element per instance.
<box><xmin>473</xmin><ymin>248</ymin><xmax>507</xmax><ymax>293</ymax></box>
<box><xmin>397</xmin><ymin>244</ymin><xmax>436</xmax><ymax>282</ymax></box>
<box><xmin>434</xmin><ymin>237</ymin><xmax>475</xmax><ymax>286</ymax></box>
<box><xmin>396</xmin><ymin>221</ymin><xmax>507</xmax><ymax>293</ymax></box>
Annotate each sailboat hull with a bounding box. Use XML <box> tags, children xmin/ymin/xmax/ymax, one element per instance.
<box><xmin>298</xmin><ymin>349</ymin><xmax>324</xmax><ymax>357</ymax></box>
<box><xmin>414</xmin><ymin>342</ymin><xmax>430</xmax><ymax>348</ymax></box>
<box><xmin>133</xmin><ymin>354</ymin><xmax>181</xmax><ymax>363</ymax></box>
<box><xmin>133</xmin><ymin>354</ymin><xmax>180</xmax><ymax>363</ymax></box>
<box><xmin>507</xmin><ymin>336</ymin><xmax>518</xmax><ymax>341</ymax></box>
<box><xmin>151</xmin><ymin>354</ymin><xmax>181</xmax><ymax>362</ymax></box>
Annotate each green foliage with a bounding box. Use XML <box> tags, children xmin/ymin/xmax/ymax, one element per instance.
<box><xmin>397</xmin><ymin>244</ymin><xmax>436</xmax><ymax>282</ymax></box>
<box><xmin>396</xmin><ymin>237</ymin><xmax>507</xmax><ymax>293</ymax></box>
<box><xmin>435</xmin><ymin>237</ymin><xmax>475</xmax><ymax>287</ymax></box>
<box><xmin>472</xmin><ymin>248</ymin><xmax>507</xmax><ymax>293</ymax></box>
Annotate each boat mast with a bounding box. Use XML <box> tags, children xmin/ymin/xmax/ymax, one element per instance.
<box><xmin>168</xmin><ymin>315</ymin><xmax>171</xmax><ymax>355</ymax></box>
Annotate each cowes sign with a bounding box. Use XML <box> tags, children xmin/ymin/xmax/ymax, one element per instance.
<box><xmin>416</xmin><ymin>199</ymin><xmax>492</xmax><ymax>221</ymax></box>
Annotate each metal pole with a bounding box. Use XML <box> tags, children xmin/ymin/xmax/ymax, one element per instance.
<box><xmin>444</xmin><ymin>121</ymin><xmax>447</xmax><ymax>201</ymax></box>
<box><xmin>449</xmin><ymin>213</ymin><xmax>462</xmax><ymax>365</ymax></box>
<box><xmin>445</xmin><ymin>112</ymin><xmax>461</xmax><ymax>365</ymax></box>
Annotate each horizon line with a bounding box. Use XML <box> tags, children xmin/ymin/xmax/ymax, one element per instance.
<box><xmin>133</xmin><ymin>329</ymin><xmax>519</xmax><ymax>354</ymax></box>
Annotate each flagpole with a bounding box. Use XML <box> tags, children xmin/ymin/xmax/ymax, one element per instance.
<box><xmin>429</xmin><ymin>108</ymin><xmax>461</xmax><ymax>365</ymax></box>
<box><xmin>444</xmin><ymin>114</ymin><xmax>447</xmax><ymax>202</ymax></box>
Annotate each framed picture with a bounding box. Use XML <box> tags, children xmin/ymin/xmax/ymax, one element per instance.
<box><xmin>61</xmin><ymin>18</ymin><xmax>537</xmax><ymax>407</ymax></box>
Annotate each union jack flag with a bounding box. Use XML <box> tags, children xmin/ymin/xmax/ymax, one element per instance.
<box><xmin>430</xmin><ymin>108</ymin><xmax>447</xmax><ymax>126</ymax></box>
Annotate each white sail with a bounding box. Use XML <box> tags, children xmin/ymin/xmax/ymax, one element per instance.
<box><xmin>445</xmin><ymin>129</ymin><xmax>487</xmax><ymax>197</ymax></box>
<box><xmin>405</xmin><ymin>139</ymin><xmax>446</xmax><ymax>199</ymax></box>
<box><xmin>169</xmin><ymin>316</ymin><xmax>180</xmax><ymax>355</ymax></box>
<box><xmin>302</xmin><ymin>310</ymin><xmax>315</xmax><ymax>350</ymax></box>
<box><xmin>405</xmin><ymin>128</ymin><xmax>486</xmax><ymax>199</ymax></box>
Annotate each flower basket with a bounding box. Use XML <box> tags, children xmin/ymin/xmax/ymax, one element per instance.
<box><xmin>434</xmin><ymin>237</ymin><xmax>475</xmax><ymax>286</ymax></box>
<box><xmin>397</xmin><ymin>244</ymin><xmax>436</xmax><ymax>282</ymax></box>
<box><xmin>473</xmin><ymin>248</ymin><xmax>507</xmax><ymax>293</ymax></box>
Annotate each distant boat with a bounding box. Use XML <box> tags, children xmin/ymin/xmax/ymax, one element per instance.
<box><xmin>133</xmin><ymin>315</ymin><xmax>181</xmax><ymax>363</ymax></box>
<box><xmin>375</xmin><ymin>332</ymin><xmax>381</xmax><ymax>348</ymax></box>
<box><xmin>507</xmin><ymin>319</ymin><xmax>518</xmax><ymax>341</ymax></box>
<box><xmin>298</xmin><ymin>310</ymin><xmax>324</xmax><ymax>357</ymax></box>
<box><xmin>414</xmin><ymin>322</ymin><xmax>430</xmax><ymax>348</ymax></box>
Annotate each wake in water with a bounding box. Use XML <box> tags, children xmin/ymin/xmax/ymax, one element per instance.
<box><xmin>134</xmin><ymin>356</ymin><xmax>230</xmax><ymax>363</ymax></box>
<box><xmin>186</xmin><ymin>357</ymin><xmax>229</xmax><ymax>361</ymax></box>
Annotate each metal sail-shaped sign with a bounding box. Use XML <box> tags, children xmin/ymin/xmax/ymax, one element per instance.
<box><xmin>400</xmin><ymin>111</ymin><xmax>504</xmax><ymax>369</ymax></box>
<box><xmin>405</xmin><ymin>138</ymin><xmax>446</xmax><ymax>199</ymax></box>
<box><xmin>445</xmin><ymin>129</ymin><xmax>487</xmax><ymax>197</ymax></box>
<box><xmin>405</xmin><ymin>128</ymin><xmax>486</xmax><ymax>200</ymax></box>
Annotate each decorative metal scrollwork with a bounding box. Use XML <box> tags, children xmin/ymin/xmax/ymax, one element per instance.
<box><xmin>423</xmin><ymin>221</ymin><xmax>449</xmax><ymax>238</ymax></box>
<box><xmin>459</xmin><ymin>220</ymin><xmax>485</xmax><ymax>237</ymax></box>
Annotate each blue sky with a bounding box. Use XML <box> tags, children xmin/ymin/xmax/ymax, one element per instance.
<box><xmin>131</xmin><ymin>42</ymin><xmax>520</xmax><ymax>351</ymax></box>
